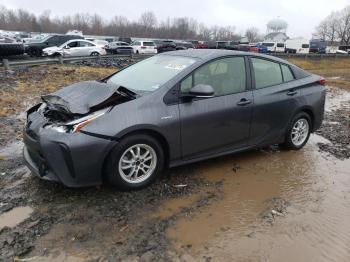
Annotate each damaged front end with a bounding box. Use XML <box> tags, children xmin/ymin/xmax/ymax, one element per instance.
<box><xmin>23</xmin><ymin>80</ymin><xmax>136</xmax><ymax>187</ymax></box>
<box><xmin>39</xmin><ymin>80</ymin><xmax>136</xmax><ymax>133</ymax></box>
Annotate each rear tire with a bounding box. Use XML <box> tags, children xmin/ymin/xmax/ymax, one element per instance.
<box><xmin>105</xmin><ymin>134</ymin><xmax>164</xmax><ymax>190</ymax></box>
<box><xmin>90</xmin><ymin>51</ymin><xmax>100</xmax><ymax>56</ymax></box>
<box><xmin>281</xmin><ymin>112</ymin><xmax>311</xmax><ymax>150</ymax></box>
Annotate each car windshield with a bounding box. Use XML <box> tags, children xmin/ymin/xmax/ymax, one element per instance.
<box><xmin>107</xmin><ymin>55</ymin><xmax>197</xmax><ymax>93</ymax></box>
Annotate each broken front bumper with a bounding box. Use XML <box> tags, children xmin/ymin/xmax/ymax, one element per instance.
<box><xmin>23</xmin><ymin>126</ymin><xmax>117</xmax><ymax>187</ymax></box>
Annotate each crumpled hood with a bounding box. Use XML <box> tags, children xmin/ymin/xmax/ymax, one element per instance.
<box><xmin>41</xmin><ymin>81</ymin><xmax>121</xmax><ymax>115</ymax></box>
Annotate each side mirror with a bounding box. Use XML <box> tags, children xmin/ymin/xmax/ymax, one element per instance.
<box><xmin>64</xmin><ymin>45</ymin><xmax>70</xmax><ymax>49</ymax></box>
<box><xmin>181</xmin><ymin>84</ymin><xmax>215</xmax><ymax>100</ymax></box>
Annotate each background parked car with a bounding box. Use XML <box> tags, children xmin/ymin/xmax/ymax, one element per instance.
<box><xmin>131</xmin><ymin>40</ymin><xmax>158</xmax><ymax>54</ymax></box>
<box><xmin>261</xmin><ymin>42</ymin><xmax>277</xmax><ymax>52</ymax></box>
<box><xmin>107</xmin><ymin>41</ymin><xmax>133</xmax><ymax>54</ymax></box>
<box><xmin>118</xmin><ymin>37</ymin><xmax>132</xmax><ymax>44</ymax></box>
<box><xmin>275</xmin><ymin>43</ymin><xmax>286</xmax><ymax>53</ymax></box>
<box><xmin>203</xmin><ymin>41</ymin><xmax>229</xmax><ymax>49</ymax></box>
<box><xmin>186</xmin><ymin>40</ymin><xmax>206</xmax><ymax>49</ymax></box>
<box><xmin>90</xmin><ymin>39</ymin><xmax>109</xmax><ymax>49</ymax></box>
<box><xmin>25</xmin><ymin>34</ymin><xmax>84</xmax><ymax>57</ymax></box>
<box><xmin>153</xmin><ymin>40</ymin><xmax>176</xmax><ymax>53</ymax></box>
<box><xmin>338</xmin><ymin>45</ymin><xmax>350</xmax><ymax>54</ymax></box>
<box><xmin>175</xmin><ymin>41</ymin><xmax>195</xmax><ymax>50</ymax></box>
<box><xmin>249</xmin><ymin>45</ymin><xmax>259</xmax><ymax>53</ymax></box>
<box><xmin>234</xmin><ymin>44</ymin><xmax>251</xmax><ymax>52</ymax></box>
<box><xmin>335</xmin><ymin>49</ymin><xmax>348</xmax><ymax>55</ymax></box>
<box><xmin>285</xmin><ymin>39</ymin><xmax>310</xmax><ymax>54</ymax></box>
<box><xmin>0</xmin><ymin>37</ymin><xmax>25</xmax><ymax>56</ymax></box>
<box><xmin>255</xmin><ymin>43</ymin><xmax>269</xmax><ymax>53</ymax></box>
<box><xmin>42</xmin><ymin>39</ymin><xmax>106</xmax><ymax>57</ymax></box>
<box><xmin>309</xmin><ymin>40</ymin><xmax>327</xmax><ymax>53</ymax></box>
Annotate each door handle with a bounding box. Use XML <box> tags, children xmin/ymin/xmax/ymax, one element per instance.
<box><xmin>287</xmin><ymin>90</ymin><xmax>298</xmax><ymax>96</ymax></box>
<box><xmin>237</xmin><ymin>98</ymin><xmax>252</xmax><ymax>106</ymax></box>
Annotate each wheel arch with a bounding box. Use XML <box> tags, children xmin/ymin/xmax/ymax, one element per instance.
<box><xmin>296</xmin><ymin>106</ymin><xmax>315</xmax><ymax>131</ymax></box>
<box><xmin>119</xmin><ymin>128</ymin><xmax>170</xmax><ymax>164</ymax></box>
<box><xmin>101</xmin><ymin>127</ymin><xmax>170</xmax><ymax>181</ymax></box>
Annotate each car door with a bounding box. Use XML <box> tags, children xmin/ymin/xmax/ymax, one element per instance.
<box><xmin>179</xmin><ymin>56</ymin><xmax>253</xmax><ymax>160</ymax></box>
<box><xmin>78</xmin><ymin>41</ymin><xmax>95</xmax><ymax>56</ymax></box>
<box><xmin>249</xmin><ymin>57</ymin><xmax>301</xmax><ymax>146</ymax></box>
<box><xmin>63</xmin><ymin>41</ymin><xmax>80</xmax><ymax>56</ymax></box>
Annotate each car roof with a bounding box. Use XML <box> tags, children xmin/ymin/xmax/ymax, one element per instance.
<box><xmin>162</xmin><ymin>49</ymin><xmax>292</xmax><ymax>64</ymax></box>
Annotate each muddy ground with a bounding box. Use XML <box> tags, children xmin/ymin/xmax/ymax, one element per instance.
<box><xmin>0</xmin><ymin>58</ymin><xmax>349</xmax><ymax>261</ymax></box>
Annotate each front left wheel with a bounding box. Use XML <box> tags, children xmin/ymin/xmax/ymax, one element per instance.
<box><xmin>105</xmin><ymin>134</ymin><xmax>164</xmax><ymax>190</ymax></box>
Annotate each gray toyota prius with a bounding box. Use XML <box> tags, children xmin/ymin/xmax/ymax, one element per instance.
<box><xmin>23</xmin><ymin>49</ymin><xmax>326</xmax><ymax>190</ymax></box>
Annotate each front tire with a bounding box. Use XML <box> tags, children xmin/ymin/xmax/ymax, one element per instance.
<box><xmin>105</xmin><ymin>134</ymin><xmax>164</xmax><ymax>190</ymax></box>
<box><xmin>90</xmin><ymin>51</ymin><xmax>100</xmax><ymax>56</ymax></box>
<box><xmin>282</xmin><ymin>112</ymin><xmax>311</xmax><ymax>150</ymax></box>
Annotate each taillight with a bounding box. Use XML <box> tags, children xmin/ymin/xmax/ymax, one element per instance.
<box><xmin>141</xmin><ymin>46</ymin><xmax>146</xmax><ymax>49</ymax></box>
<box><xmin>318</xmin><ymin>78</ymin><xmax>326</xmax><ymax>86</ymax></box>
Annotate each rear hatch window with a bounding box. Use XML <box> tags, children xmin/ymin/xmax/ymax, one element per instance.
<box><xmin>143</xmin><ymin>42</ymin><xmax>155</xmax><ymax>46</ymax></box>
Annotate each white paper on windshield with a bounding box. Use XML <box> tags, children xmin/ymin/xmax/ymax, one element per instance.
<box><xmin>165</xmin><ymin>64</ymin><xmax>188</xmax><ymax>70</ymax></box>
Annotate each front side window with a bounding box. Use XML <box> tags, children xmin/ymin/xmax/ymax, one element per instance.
<box><xmin>181</xmin><ymin>57</ymin><xmax>246</xmax><ymax>96</ymax></box>
<box><xmin>281</xmin><ymin>64</ymin><xmax>295</xmax><ymax>82</ymax></box>
<box><xmin>107</xmin><ymin>55</ymin><xmax>197</xmax><ymax>93</ymax></box>
<box><xmin>252</xmin><ymin>58</ymin><xmax>283</xmax><ymax>89</ymax></box>
<box><xmin>67</xmin><ymin>41</ymin><xmax>78</xmax><ymax>48</ymax></box>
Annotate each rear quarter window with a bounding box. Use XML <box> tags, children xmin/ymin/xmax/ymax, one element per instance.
<box><xmin>281</xmin><ymin>64</ymin><xmax>295</xmax><ymax>82</ymax></box>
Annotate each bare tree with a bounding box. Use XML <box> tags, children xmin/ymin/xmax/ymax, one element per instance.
<box><xmin>315</xmin><ymin>6</ymin><xmax>350</xmax><ymax>44</ymax></box>
<box><xmin>139</xmin><ymin>11</ymin><xmax>157</xmax><ymax>29</ymax></box>
<box><xmin>245</xmin><ymin>27</ymin><xmax>259</xmax><ymax>43</ymax></box>
<box><xmin>0</xmin><ymin>5</ymin><xmax>243</xmax><ymax>41</ymax></box>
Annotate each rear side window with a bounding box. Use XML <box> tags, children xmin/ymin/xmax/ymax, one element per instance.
<box><xmin>181</xmin><ymin>57</ymin><xmax>246</xmax><ymax>96</ymax></box>
<box><xmin>79</xmin><ymin>41</ymin><xmax>94</xmax><ymax>47</ymax></box>
<box><xmin>252</xmin><ymin>58</ymin><xmax>283</xmax><ymax>89</ymax></box>
<box><xmin>281</xmin><ymin>64</ymin><xmax>294</xmax><ymax>82</ymax></box>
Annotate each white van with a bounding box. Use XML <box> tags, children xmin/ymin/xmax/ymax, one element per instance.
<box><xmin>285</xmin><ymin>39</ymin><xmax>310</xmax><ymax>54</ymax></box>
<box><xmin>262</xmin><ymin>42</ymin><xmax>276</xmax><ymax>52</ymax></box>
<box><xmin>275</xmin><ymin>42</ymin><xmax>285</xmax><ymax>52</ymax></box>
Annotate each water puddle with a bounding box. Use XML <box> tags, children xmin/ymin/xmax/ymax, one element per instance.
<box><xmin>326</xmin><ymin>87</ymin><xmax>350</xmax><ymax>112</ymax></box>
<box><xmin>0</xmin><ymin>206</ymin><xmax>33</xmax><ymax>229</ymax></box>
<box><xmin>0</xmin><ymin>140</ymin><xmax>23</xmax><ymax>160</ymax></box>
<box><xmin>162</xmin><ymin>135</ymin><xmax>350</xmax><ymax>261</ymax></box>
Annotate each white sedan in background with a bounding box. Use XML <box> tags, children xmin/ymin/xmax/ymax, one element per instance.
<box><xmin>131</xmin><ymin>40</ymin><xmax>157</xmax><ymax>54</ymax></box>
<box><xmin>42</xmin><ymin>39</ymin><xmax>107</xmax><ymax>57</ymax></box>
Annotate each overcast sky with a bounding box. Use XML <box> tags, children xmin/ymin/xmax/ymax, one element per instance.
<box><xmin>1</xmin><ymin>0</ymin><xmax>350</xmax><ymax>38</ymax></box>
